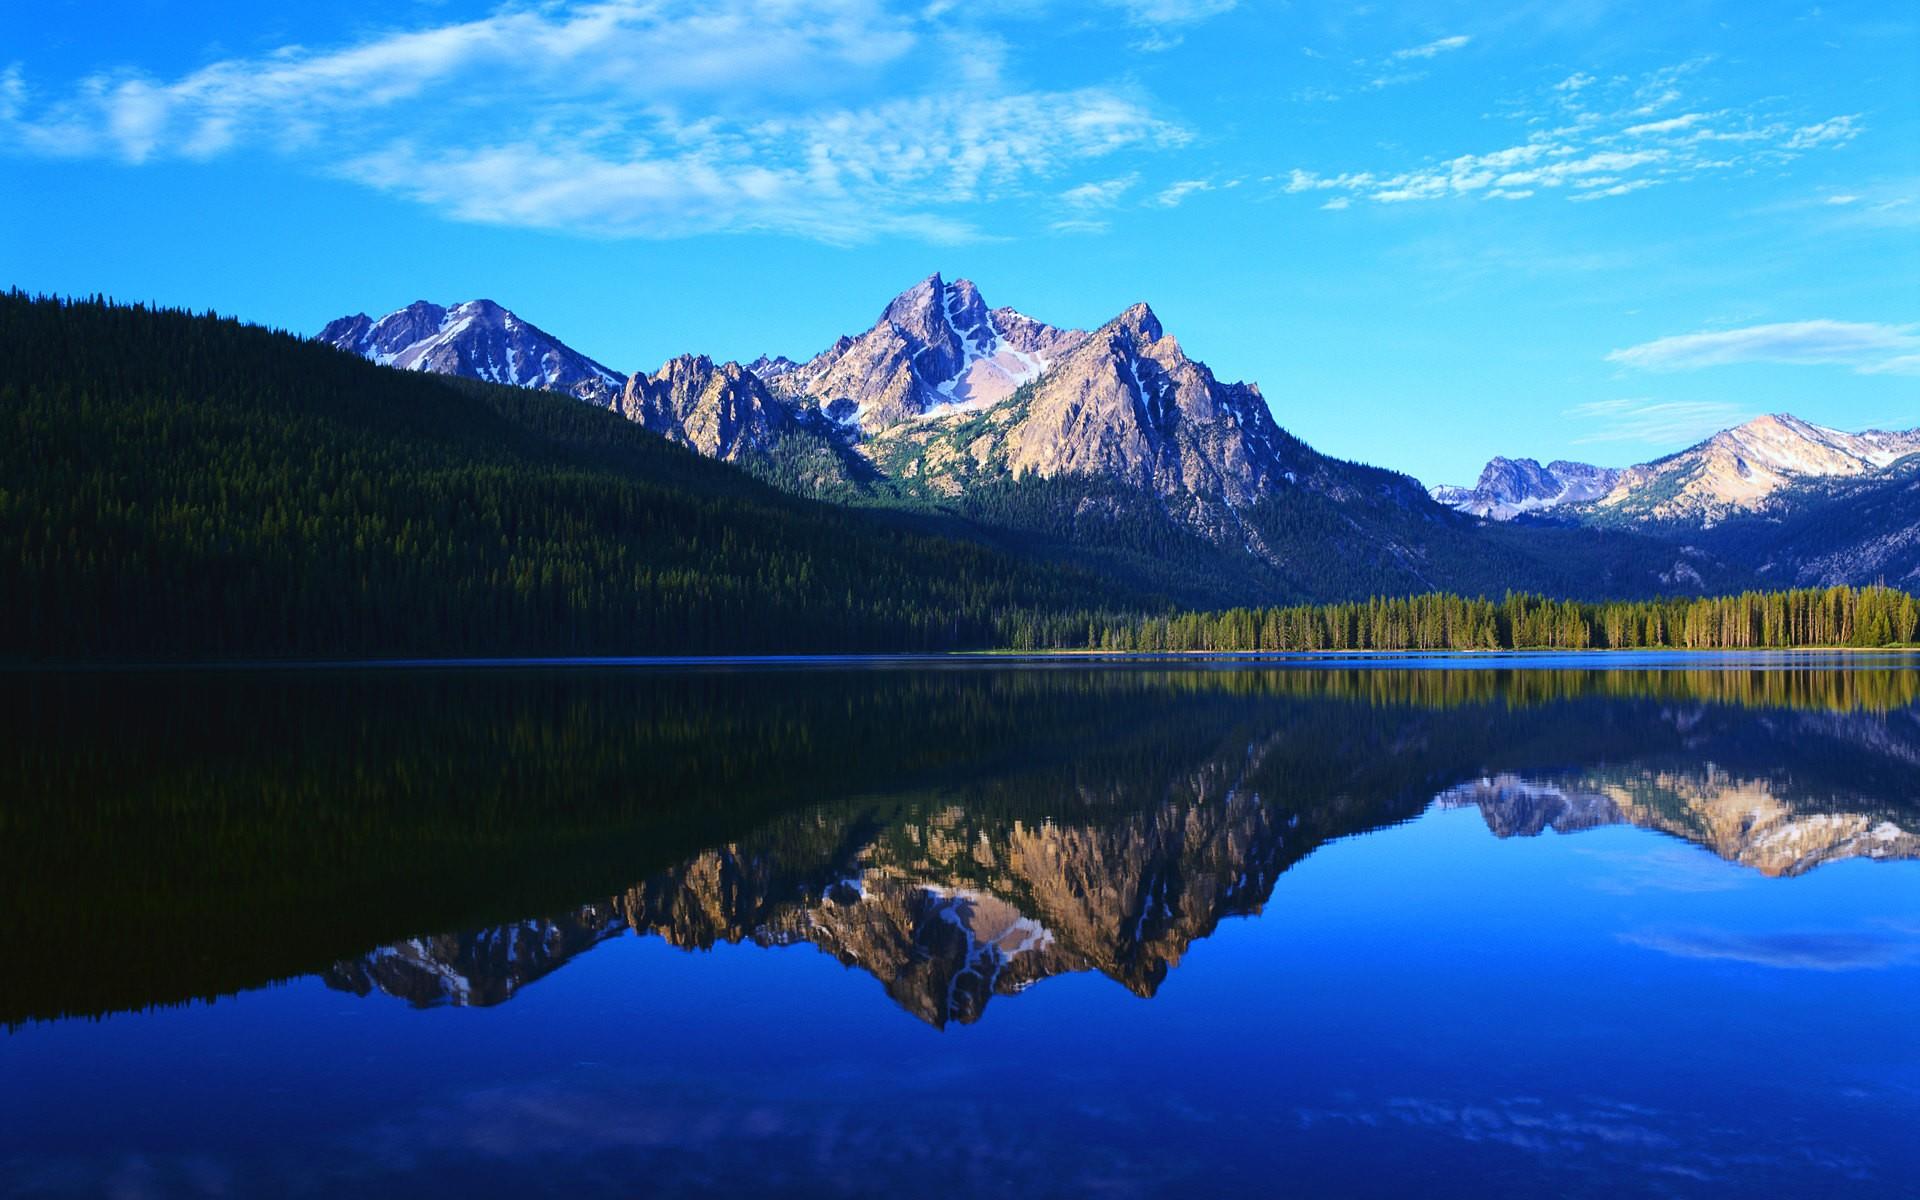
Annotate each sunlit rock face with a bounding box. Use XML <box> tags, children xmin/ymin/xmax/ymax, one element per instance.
<box><xmin>1594</xmin><ymin>413</ymin><xmax>1920</xmax><ymax>525</ymax></box>
<box><xmin>761</xmin><ymin>273</ymin><xmax>1086</xmax><ymax>432</ymax></box>
<box><xmin>998</xmin><ymin>303</ymin><xmax>1303</xmax><ymax>505</ymax></box>
<box><xmin>616</xmin><ymin>354</ymin><xmax>789</xmax><ymax>463</ymax></box>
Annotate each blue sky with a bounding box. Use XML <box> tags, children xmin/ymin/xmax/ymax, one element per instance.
<box><xmin>3</xmin><ymin>0</ymin><xmax>1915</xmax><ymax>485</ymax></box>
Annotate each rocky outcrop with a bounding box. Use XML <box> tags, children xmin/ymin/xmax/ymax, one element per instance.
<box><xmin>616</xmin><ymin>354</ymin><xmax>788</xmax><ymax>462</ymax></box>
<box><xmin>318</xmin><ymin>299</ymin><xmax>624</xmax><ymax>403</ymax></box>
<box><xmin>1431</xmin><ymin>457</ymin><xmax>1621</xmax><ymax>520</ymax></box>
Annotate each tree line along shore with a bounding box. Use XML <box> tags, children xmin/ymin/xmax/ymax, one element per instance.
<box><xmin>1009</xmin><ymin>586</ymin><xmax>1920</xmax><ymax>654</ymax></box>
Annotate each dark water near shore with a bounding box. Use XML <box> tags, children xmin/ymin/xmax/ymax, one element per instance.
<box><xmin>5</xmin><ymin>657</ymin><xmax>1920</xmax><ymax>1197</ymax></box>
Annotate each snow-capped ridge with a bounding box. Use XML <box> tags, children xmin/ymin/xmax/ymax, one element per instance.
<box><xmin>318</xmin><ymin>298</ymin><xmax>623</xmax><ymax>399</ymax></box>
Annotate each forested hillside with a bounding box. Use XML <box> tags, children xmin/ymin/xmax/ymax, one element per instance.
<box><xmin>5</xmin><ymin>296</ymin><xmax>1906</xmax><ymax>663</ymax></box>
<box><xmin>0</xmin><ymin>294</ymin><xmax>1140</xmax><ymax>659</ymax></box>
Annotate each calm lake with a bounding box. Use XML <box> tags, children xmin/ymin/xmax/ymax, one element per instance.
<box><xmin>5</xmin><ymin>656</ymin><xmax>1920</xmax><ymax>1197</ymax></box>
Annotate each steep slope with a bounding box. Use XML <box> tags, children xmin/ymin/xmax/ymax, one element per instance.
<box><xmin>1591</xmin><ymin>412</ymin><xmax>1920</xmax><ymax>525</ymax></box>
<box><xmin>1432</xmin><ymin>457</ymin><xmax>1621</xmax><ymax>520</ymax></box>
<box><xmin>865</xmin><ymin>302</ymin><xmax>1306</xmax><ymax>504</ymax></box>
<box><xmin>1696</xmin><ymin>455</ymin><xmax>1920</xmax><ymax>588</ymax></box>
<box><xmin>319</xmin><ymin>299</ymin><xmax>624</xmax><ymax>402</ymax></box>
<box><xmin>1008</xmin><ymin>303</ymin><xmax>1298</xmax><ymax>502</ymax></box>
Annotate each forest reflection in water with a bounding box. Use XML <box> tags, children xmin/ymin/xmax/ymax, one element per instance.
<box><xmin>7</xmin><ymin>656</ymin><xmax>1919</xmax><ymax>1028</ymax></box>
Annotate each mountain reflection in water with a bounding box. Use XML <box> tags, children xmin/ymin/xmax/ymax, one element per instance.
<box><xmin>10</xmin><ymin>658</ymin><xmax>1911</xmax><ymax>1029</ymax></box>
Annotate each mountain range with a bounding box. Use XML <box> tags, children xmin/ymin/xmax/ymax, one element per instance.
<box><xmin>320</xmin><ymin>278</ymin><xmax>1920</xmax><ymax>595</ymax></box>
<box><xmin>1434</xmin><ymin>413</ymin><xmax>1920</xmax><ymax>527</ymax></box>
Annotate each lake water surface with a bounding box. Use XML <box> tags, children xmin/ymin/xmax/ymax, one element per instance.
<box><xmin>5</xmin><ymin>657</ymin><xmax>1920</xmax><ymax>1197</ymax></box>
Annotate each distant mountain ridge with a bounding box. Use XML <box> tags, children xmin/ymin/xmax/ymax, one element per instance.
<box><xmin>1431</xmin><ymin>457</ymin><xmax>1621</xmax><ymax>520</ymax></box>
<box><xmin>319</xmin><ymin>299</ymin><xmax>623</xmax><ymax>402</ymax></box>
<box><xmin>1592</xmin><ymin>412</ymin><xmax>1920</xmax><ymax>525</ymax></box>
<box><xmin>1432</xmin><ymin>413</ymin><xmax>1920</xmax><ymax>587</ymax></box>
<box><xmin>1437</xmin><ymin>413</ymin><xmax>1920</xmax><ymax>527</ymax></box>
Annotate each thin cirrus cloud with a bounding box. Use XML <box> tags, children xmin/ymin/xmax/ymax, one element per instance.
<box><xmin>1563</xmin><ymin>398</ymin><xmax>1752</xmax><ymax>446</ymax></box>
<box><xmin>1391</xmin><ymin>34</ymin><xmax>1471</xmax><ymax>60</ymax></box>
<box><xmin>1287</xmin><ymin>59</ymin><xmax>1863</xmax><ymax>207</ymax></box>
<box><xmin>1103</xmin><ymin>0</ymin><xmax>1239</xmax><ymax>50</ymax></box>
<box><xmin>1151</xmin><ymin>179</ymin><xmax>1215</xmax><ymax>207</ymax></box>
<box><xmin>0</xmin><ymin>0</ymin><xmax>1186</xmax><ymax>244</ymax></box>
<box><xmin>1607</xmin><ymin>320</ymin><xmax>1920</xmax><ymax>375</ymax></box>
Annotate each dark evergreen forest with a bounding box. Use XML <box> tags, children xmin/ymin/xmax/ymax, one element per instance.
<box><xmin>3</xmin><ymin>293</ymin><xmax>1913</xmax><ymax>661</ymax></box>
<box><xmin>0</xmin><ymin>293</ymin><xmax>1139</xmax><ymax>658</ymax></box>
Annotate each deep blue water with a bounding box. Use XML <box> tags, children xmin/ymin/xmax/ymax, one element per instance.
<box><xmin>4</xmin><ymin>659</ymin><xmax>1918</xmax><ymax>1197</ymax></box>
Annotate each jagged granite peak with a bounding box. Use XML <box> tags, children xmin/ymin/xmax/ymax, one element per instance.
<box><xmin>616</xmin><ymin>354</ymin><xmax>789</xmax><ymax>463</ymax></box>
<box><xmin>1432</xmin><ymin>456</ymin><xmax>1622</xmax><ymax>520</ymax></box>
<box><xmin>1595</xmin><ymin>412</ymin><xmax>1920</xmax><ymax>524</ymax></box>
<box><xmin>767</xmin><ymin>272</ymin><xmax>1086</xmax><ymax>430</ymax></box>
<box><xmin>318</xmin><ymin>298</ymin><xmax>624</xmax><ymax>402</ymax></box>
<box><xmin>1000</xmin><ymin>300</ymin><xmax>1301</xmax><ymax>504</ymax></box>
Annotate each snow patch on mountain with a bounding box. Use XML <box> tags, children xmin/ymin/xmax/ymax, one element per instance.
<box><xmin>318</xmin><ymin>299</ymin><xmax>623</xmax><ymax>400</ymax></box>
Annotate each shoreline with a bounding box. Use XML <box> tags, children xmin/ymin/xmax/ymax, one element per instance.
<box><xmin>6</xmin><ymin>646</ymin><xmax>1920</xmax><ymax>672</ymax></box>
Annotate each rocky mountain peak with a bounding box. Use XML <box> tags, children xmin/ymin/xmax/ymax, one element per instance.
<box><xmin>1109</xmin><ymin>301</ymin><xmax>1164</xmax><ymax>343</ymax></box>
<box><xmin>616</xmin><ymin>353</ymin><xmax>786</xmax><ymax>463</ymax></box>
<box><xmin>317</xmin><ymin>298</ymin><xmax>622</xmax><ymax>401</ymax></box>
<box><xmin>1432</xmin><ymin>455</ymin><xmax>1622</xmax><ymax>521</ymax></box>
<box><xmin>995</xmin><ymin>297</ymin><xmax>1302</xmax><ymax>504</ymax></box>
<box><xmin>1595</xmin><ymin>410</ymin><xmax>1920</xmax><ymax>523</ymax></box>
<box><xmin>769</xmin><ymin>272</ymin><xmax>1086</xmax><ymax>429</ymax></box>
<box><xmin>881</xmin><ymin>272</ymin><xmax>947</xmax><ymax>328</ymax></box>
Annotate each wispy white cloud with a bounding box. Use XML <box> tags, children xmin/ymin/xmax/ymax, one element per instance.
<box><xmin>1391</xmin><ymin>34</ymin><xmax>1470</xmax><ymax>61</ymax></box>
<box><xmin>1048</xmin><ymin>217</ymin><xmax>1113</xmax><ymax>235</ymax></box>
<box><xmin>1104</xmin><ymin>0</ymin><xmax>1238</xmax><ymax>22</ymax></box>
<box><xmin>1621</xmin><ymin>112</ymin><xmax>1707</xmax><ymax>137</ymax></box>
<box><xmin>1059</xmin><ymin>173</ymin><xmax>1139</xmax><ymax>209</ymax></box>
<box><xmin>1564</xmin><ymin>397</ymin><xmax>1752</xmax><ymax>446</ymax></box>
<box><xmin>1151</xmin><ymin>178</ymin><xmax>1214</xmax><ymax>207</ymax></box>
<box><xmin>1100</xmin><ymin>0</ymin><xmax>1237</xmax><ymax>51</ymax></box>
<box><xmin>0</xmin><ymin>0</ymin><xmax>1187</xmax><ymax>243</ymax></box>
<box><xmin>1784</xmin><ymin>113</ymin><xmax>1863</xmax><ymax>149</ymax></box>
<box><xmin>1281</xmin><ymin>61</ymin><xmax>1866</xmax><ymax>209</ymax></box>
<box><xmin>1607</xmin><ymin>320</ymin><xmax>1920</xmax><ymax>374</ymax></box>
